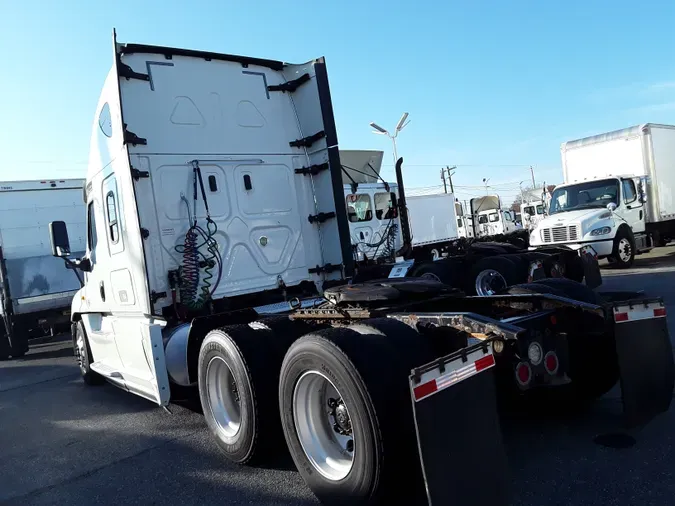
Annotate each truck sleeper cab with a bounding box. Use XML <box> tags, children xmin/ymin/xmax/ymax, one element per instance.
<box><xmin>49</xmin><ymin>34</ymin><xmax>675</xmax><ymax>506</ymax></box>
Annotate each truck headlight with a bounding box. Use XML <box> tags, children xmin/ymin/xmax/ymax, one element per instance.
<box><xmin>590</xmin><ymin>226</ymin><xmax>611</xmax><ymax>236</ymax></box>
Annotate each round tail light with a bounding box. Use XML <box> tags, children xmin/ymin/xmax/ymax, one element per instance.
<box><xmin>544</xmin><ymin>351</ymin><xmax>559</xmax><ymax>375</ymax></box>
<box><xmin>515</xmin><ymin>362</ymin><xmax>532</xmax><ymax>386</ymax></box>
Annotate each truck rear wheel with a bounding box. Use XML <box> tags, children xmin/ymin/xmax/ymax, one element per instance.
<box><xmin>469</xmin><ymin>256</ymin><xmax>521</xmax><ymax>295</ymax></box>
<box><xmin>279</xmin><ymin>326</ymin><xmax>429</xmax><ymax>505</ymax></box>
<box><xmin>409</xmin><ymin>258</ymin><xmax>463</xmax><ymax>287</ymax></box>
<box><xmin>198</xmin><ymin>324</ymin><xmax>285</xmax><ymax>464</ymax></box>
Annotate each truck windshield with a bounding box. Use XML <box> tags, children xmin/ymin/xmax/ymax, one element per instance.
<box><xmin>478</xmin><ymin>214</ymin><xmax>488</xmax><ymax>224</ymax></box>
<box><xmin>489</xmin><ymin>213</ymin><xmax>499</xmax><ymax>222</ymax></box>
<box><xmin>549</xmin><ymin>179</ymin><xmax>619</xmax><ymax>215</ymax></box>
<box><xmin>523</xmin><ymin>206</ymin><xmax>534</xmax><ymax>215</ymax></box>
<box><xmin>536</xmin><ymin>205</ymin><xmax>544</xmax><ymax>214</ymax></box>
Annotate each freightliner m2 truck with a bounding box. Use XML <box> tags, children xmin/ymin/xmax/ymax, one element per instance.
<box><xmin>530</xmin><ymin>124</ymin><xmax>675</xmax><ymax>267</ymax></box>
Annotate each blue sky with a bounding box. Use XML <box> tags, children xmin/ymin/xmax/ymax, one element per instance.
<box><xmin>1</xmin><ymin>0</ymin><xmax>674</xmax><ymax>205</ymax></box>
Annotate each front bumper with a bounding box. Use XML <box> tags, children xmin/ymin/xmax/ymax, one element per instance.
<box><xmin>530</xmin><ymin>238</ymin><xmax>614</xmax><ymax>257</ymax></box>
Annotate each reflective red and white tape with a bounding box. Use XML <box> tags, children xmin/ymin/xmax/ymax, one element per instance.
<box><xmin>614</xmin><ymin>302</ymin><xmax>666</xmax><ymax>323</ymax></box>
<box><xmin>412</xmin><ymin>347</ymin><xmax>496</xmax><ymax>402</ymax></box>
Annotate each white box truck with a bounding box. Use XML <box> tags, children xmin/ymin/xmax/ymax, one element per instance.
<box><xmin>0</xmin><ymin>179</ymin><xmax>85</xmax><ymax>359</ymax></box>
<box><xmin>530</xmin><ymin>124</ymin><xmax>675</xmax><ymax>267</ymax></box>
<box><xmin>48</xmin><ymin>33</ymin><xmax>673</xmax><ymax>506</ymax></box>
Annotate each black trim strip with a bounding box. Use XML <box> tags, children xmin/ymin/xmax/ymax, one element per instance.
<box><xmin>537</xmin><ymin>238</ymin><xmax>614</xmax><ymax>247</ymax></box>
<box><xmin>289</xmin><ymin>131</ymin><xmax>325</xmax><ymax>149</ymax></box>
<box><xmin>314</xmin><ymin>59</ymin><xmax>354</xmax><ymax>277</ymax></box>
<box><xmin>120</xmin><ymin>43</ymin><xmax>285</xmax><ymax>71</ymax></box>
<box><xmin>268</xmin><ymin>73</ymin><xmax>311</xmax><ymax>93</ymax></box>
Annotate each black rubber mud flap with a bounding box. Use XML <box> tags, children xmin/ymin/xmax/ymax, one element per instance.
<box><xmin>579</xmin><ymin>245</ymin><xmax>602</xmax><ymax>289</ymax></box>
<box><xmin>613</xmin><ymin>299</ymin><xmax>674</xmax><ymax>427</ymax></box>
<box><xmin>409</xmin><ymin>342</ymin><xmax>509</xmax><ymax>506</ymax></box>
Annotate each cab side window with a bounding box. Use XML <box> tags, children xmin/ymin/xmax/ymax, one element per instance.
<box><xmin>87</xmin><ymin>202</ymin><xmax>97</xmax><ymax>252</ymax></box>
<box><xmin>106</xmin><ymin>191</ymin><xmax>120</xmax><ymax>243</ymax></box>
<box><xmin>623</xmin><ymin>180</ymin><xmax>637</xmax><ymax>205</ymax></box>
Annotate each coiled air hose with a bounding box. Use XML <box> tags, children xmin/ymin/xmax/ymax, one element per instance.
<box><xmin>174</xmin><ymin>161</ymin><xmax>223</xmax><ymax>310</ymax></box>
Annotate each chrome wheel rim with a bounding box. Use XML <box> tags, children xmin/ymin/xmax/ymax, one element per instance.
<box><xmin>293</xmin><ymin>371</ymin><xmax>354</xmax><ymax>481</ymax></box>
<box><xmin>475</xmin><ymin>269</ymin><xmax>507</xmax><ymax>296</ymax></box>
<box><xmin>206</xmin><ymin>356</ymin><xmax>241</xmax><ymax>438</ymax></box>
<box><xmin>618</xmin><ymin>238</ymin><xmax>632</xmax><ymax>263</ymax></box>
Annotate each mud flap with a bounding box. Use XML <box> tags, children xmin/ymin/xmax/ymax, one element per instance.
<box><xmin>579</xmin><ymin>245</ymin><xmax>602</xmax><ymax>289</ymax></box>
<box><xmin>613</xmin><ymin>300</ymin><xmax>674</xmax><ymax>427</ymax></box>
<box><xmin>410</xmin><ymin>342</ymin><xmax>509</xmax><ymax>506</ymax></box>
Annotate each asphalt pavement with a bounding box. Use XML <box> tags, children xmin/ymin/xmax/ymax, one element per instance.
<box><xmin>2</xmin><ymin>248</ymin><xmax>675</xmax><ymax>505</ymax></box>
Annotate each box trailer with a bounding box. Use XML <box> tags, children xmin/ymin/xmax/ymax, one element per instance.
<box><xmin>0</xmin><ymin>179</ymin><xmax>85</xmax><ymax>359</ymax></box>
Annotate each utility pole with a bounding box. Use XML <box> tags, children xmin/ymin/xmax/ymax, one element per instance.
<box><xmin>441</xmin><ymin>168</ymin><xmax>447</xmax><ymax>193</ymax></box>
<box><xmin>446</xmin><ymin>166</ymin><xmax>456</xmax><ymax>194</ymax></box>
<box><xmin>530</xmin><ymin>165</ymin><xmax>536</xmax><ymax>187</ymax></box>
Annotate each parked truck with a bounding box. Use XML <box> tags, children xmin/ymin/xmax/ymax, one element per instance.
<box><xmin>0</xmin><ymin>179</ymin><xmax>85</xmax><ymax>359</ymax></box>
<box><xmin>471</xmin><ymin>195</ymin><xmax>521</xmax><ymax>237</ymax></box>
<box><xmin>530</xmin><ymin>124</ymin><xmax>675</xmax><ymax>267</ymax></box>
<box><xmin>49</xmin><ymin>34</ymin><xmax>674</xmax><ymax>506</ymax></box>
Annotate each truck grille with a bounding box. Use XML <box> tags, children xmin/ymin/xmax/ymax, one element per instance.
<box><xmin>541</xmin><ymin>225</ymin><xmax>579</xmax><ymax>243</ymax></box>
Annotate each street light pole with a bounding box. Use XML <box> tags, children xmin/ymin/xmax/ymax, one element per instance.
<box><xmin>369</xmin><ymin>113</ymin><xmax>410</xmax><ymax>167</ymax></box>
<box><xmin>529</xmin><ymin>165</ymin><xmax>536</xmax><ymax>187</ymax></box>
<box><xmin>441</xmin><ymin>168</ymin><xmax>447</xmax><ymax>193</ymax></box>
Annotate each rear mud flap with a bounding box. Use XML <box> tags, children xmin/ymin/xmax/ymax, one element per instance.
<box><xmin>579</xmin><ymin>245</ymin><xmax>602</xmax><ymax>289</ymax></box>
<box><xmin>410</xmin><ymin>343</ymin><xmax>509</xmax><ymax>505</ymax></box>
<box><xmin>613</xmin><ymin>300</ymin><xmax>674</xmax><ymax>427</ymax></box>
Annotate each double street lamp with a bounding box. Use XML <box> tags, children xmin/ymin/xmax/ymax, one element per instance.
<box><xmin>369</xmin><ymin>112</ymin><xmax>410</xmax><ymax>165</ymax></box>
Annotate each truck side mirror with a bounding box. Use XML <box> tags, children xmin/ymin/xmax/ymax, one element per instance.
<box><xmin>607</xmin><ymin>202</ymin><xmax>617</xmax><ymax>213</ymax></box>
<box><xmin>49</xmin><ymin>221</ymin><xmax>71</xmax><ymax>257</ymax></box>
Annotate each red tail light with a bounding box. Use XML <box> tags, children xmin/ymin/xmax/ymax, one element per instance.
<box><xmin>515</xmin><ymin>362</ymin><xmax>532</xmax><ymax>386</ymax></box>
<box><xmin>544</xmin><ymin>351</ymin><xmax>559</xmax><ymax>375</ymax></box>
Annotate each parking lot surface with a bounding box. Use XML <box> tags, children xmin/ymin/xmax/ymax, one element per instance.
<box><xmin>2</xmin><ymin>247</ymin><xmax>675</xmax><ymax>505</ymax></box>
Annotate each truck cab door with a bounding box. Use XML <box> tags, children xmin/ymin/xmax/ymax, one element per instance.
<box><xmin>620</xmin><ymin>178</ymin><xmax>645</xmax><ymax>234</ymax></box>
<box><xmin>79</xmin><ymin>194</ymin><xmax>125</xmax><ymax>376</ymax></box>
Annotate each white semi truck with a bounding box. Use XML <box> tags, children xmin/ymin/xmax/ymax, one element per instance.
<box><xmin>48</xmin><ymin>34</ymin><xmax>674</xmax><ymax>506</ymax></box>
<box><xmin>521</xmin><ymin>199</ymin><xmax>546</xmax><ymax>231</ymax></box>
<box><xmin>530</xmin><ymin>124</ymin><xmax>675</xmax><ymax>267</ymax></box>
<box><xmin>0</xmin><ymin>179</ymin><xmax>85</xmax><ymax>359</ymax></box>
<box><xmin>470</xmin><ymin>195</ymin><xmax>521</xmax><ymax>237</ymax></box>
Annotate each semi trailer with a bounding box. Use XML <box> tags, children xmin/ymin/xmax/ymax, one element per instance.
<box><xmin>530</xmin><ymin>124</ymin><xmax>675</xmax><ymax>267</ymax></box>
<box><xmin>49</xmin><ymin>33</ymin><xmax>674</xmax><ymax>506</ymax></box>
<box><xmin>0</xmin><ymin>178</ymin><xmax>86</xmax><ymax>359</ymax></box>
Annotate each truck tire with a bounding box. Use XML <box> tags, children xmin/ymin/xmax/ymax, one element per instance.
<box><xmin>74</xmin><ymin>321</ymin><xmax>105</xmax><ymax>386</ymax></box>
<box><xmin>198</xmin><ymin>324</ymin><xmax>285</xmax><ymax>465</ymax></box>
<box><xmin>532</xmin><ymin>278</ymin><xmax>603</xmax><ymax>305</ymax></box>
<box><xmin>409</xmin><ymin>258</ymin><xmax>463</xmax><ymax>287</ymax></box>
<box><xmin>608</xmin><ymin>228</ymin><xmax>635</xmax><ymax>268</ymax></box>
<box><xmin>0</xmin><ymin>332</ymin><xmax>10</xmax><ymax>360</ymax></box>
<box><xmin>279</xmin><ymin>327</ymin><xmax>430</xmax><ymax>505</ymax></box>
<box><xmin>469</xmin><ymin>256</ymin><xmax>520</xmax><ymax>295</ymax></box>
